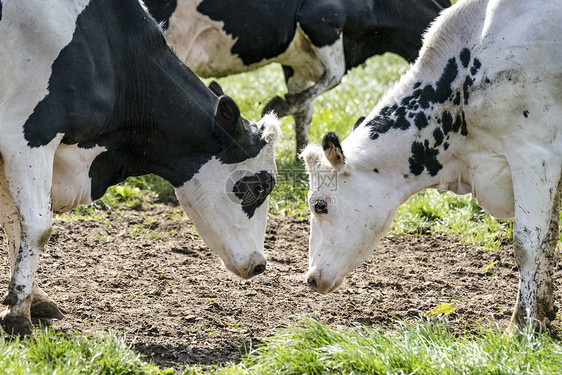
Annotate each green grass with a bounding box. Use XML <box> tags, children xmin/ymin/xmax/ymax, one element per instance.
<box><xmin>0</xmin><ymin>328</ymin><xmax>170</xmax><ymax>375</ymax></box>
<box><xmin>393</xmin><ymin>190</ymin><xmax>514</xmax><ymax>250</ymax></box>
<box><xmin>3</xmin><ymin>319</ymin><xmax>562</xmax><ymax>375</ymax></box>
<box><xmin>207</xmin><ymin>319</ymin><xmax>562</xmax><ymax>375</ymax></box>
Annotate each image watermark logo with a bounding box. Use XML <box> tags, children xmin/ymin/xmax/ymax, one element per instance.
<box><xmin>310</xmin><ymin>169</ymin><xmax>338</xmax><ymax>191</ymax></box>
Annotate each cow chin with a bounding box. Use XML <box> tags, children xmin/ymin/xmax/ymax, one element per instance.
<box><xmin>220</xmin><ymin>250</ymin><xmax>267</xmax><ymax>280</ymax></box>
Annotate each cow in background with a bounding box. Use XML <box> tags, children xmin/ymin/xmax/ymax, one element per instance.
<box><xmin>0</xmin><ymin>0</ymin><xmax>279</xmax><ymax>336</ymax></box>
<box><xmin>145</xmin><ymin>0</ymin><xmax>449</xmax><ymax>155</ymax></box>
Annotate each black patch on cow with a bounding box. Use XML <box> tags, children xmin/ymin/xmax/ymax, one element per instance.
<box><xmin>143</xmin><ymin>0</ymin><xmax>177</xmax><ymax>29</ymax></box>
<box><xmin>441</xmin><ymin>111</ymin><xmax>453</xmax><ymax>135</ymax></box>
<box><xmin>296</xmin><ymin>0</ymin><xmax>346</xmax><ymax>48</ymax></box>
<box><xmin>414</xmin><ymin>111</ymin><xmax>428</xmax><ymax>130</ymax></box>
<box><xmin>435</xmin><ymin>58</ymin><xmax>459</xmax><ymax>103</ymax></box>
<box><xmin>341</xmin><ymin>0</ymin><xmax>447</xmax><ymax>68</ymax></box>
<box><xmin>367</xmin><ymin>56</ymin><xmax>459</xmax><ymax>140</ymax></box>
<box><xmin>0</xmin><ymin>1</ymin><xmax>2</xmax><ymax>21</ymax></box>
<box><xmin>197</xmin><ymin>0</ymin><xmax>301</xmax><ymax>65</ymax></box>
<box><xmin>459</xmin><ymin>48</ymin><xmax>471</xmax><ymax>68</ymax></box>
<box><xmin>408</xmin><ymin>140</ymin><xmax>442</xmax><ymax>176</ymax></box>
<box><xmin>471</xmin><ymin>58</ymin><xmax>481</xmax><ymax>75</ymax></box>
<box><xmin>282</xmin><ymin>65</ymin><xmax>295</xmax><ymax>84</ymax></box>
<box><xmin>463</xmin><ymin>76</ymin><xmax>474</xmax><ymax>105</ymax></box>
<box><xmin>453</xmin><ymin>91</ymin><xmax>461</xmax><ymax>106</ymax></box>
<box><xmin>433</xmin><ymin>128</ymin><xmax>444</xmax><ymax>147</ymax></box>
<box><xmin>523</xmin><ymin>110</ymin><xmax>529</xmax><ymax>118</ymax></box>
<box><xmin>460</xmin><ymin>111</ymin><xmax>468</xmax><ymax>136</ymax></box>
<box><xmin>232</xmin><ymin>170</ymin><xmax>275</xmax><ymax>218</ymax></box>
<box><xmin>22</xmin><ymin>0</ymin><xmax>267</xmax><ymax>202</ymax></box>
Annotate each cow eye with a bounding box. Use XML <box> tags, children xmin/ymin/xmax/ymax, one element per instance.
<box><xmin>314</xmin><ymin>199</ymin><xmax>328</xmax><ymax>215</ymax></box>
<box><xmin>256</xmin><ymin>183</ymin><xmax>265</xmax><ymax>193</ymax></box>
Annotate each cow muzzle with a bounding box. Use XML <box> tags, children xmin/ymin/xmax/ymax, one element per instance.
<box><xmin>305</xmin><ymin>268</ymin><xmax>344</xmax><ymax>294</ymax></box>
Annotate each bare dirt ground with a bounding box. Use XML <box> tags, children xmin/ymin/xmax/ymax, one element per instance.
<box><xmin>1</xmin><ymin>197</ymin><xmax>561</xmax><ymax>371</ymax></box>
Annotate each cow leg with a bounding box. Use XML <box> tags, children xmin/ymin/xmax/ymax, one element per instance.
<box><xmin>262</xmin><ymin>66</ymin><xmax>295</xmax><ymax>119</ymax></box>
<box><xmin>508</xmin><ymin>157</ymin><xmax>562</xmax><ymax>332</ymax></box>
<box><xmin>292</xmin><ymin>100</ymin><xmax>315</xmax><ymax>155</ymax></box>
<box><xmin>0</xmin><ymin>166</ymin><xmax>63</xmax><ymax>322</ymax></box>
<box><xmin>263</xmin><ymin>35</ymin><xmax>346</xmax><ymax>156</ymax></box>
<box><xmin>263</xmin><ymin>65</ymin><xmax>316</xmax><ymax>155</ymax></box>
<box><xmin>285</xmin><ymin>72</ymin><xmax>315</xmax><ymax>155</ymax></box>
<box><xmin>0</xmin><ymin>149</ymin><xmax>57</xmax><ymax>336</ymax></box>
<box><xmin>289</xmin><ymin>36</ymin><xmax>345</xmax><ymax>155</ymax></box>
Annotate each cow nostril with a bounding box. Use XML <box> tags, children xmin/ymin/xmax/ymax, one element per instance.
<box><xmin>307</xmin><ymin>277</ymin><xmax>318</xmax><ymax>291</ymax></box>
<box><xmin>252</xmin><ymin>264</ymin><xmax>266</xmax><ymax>276</ymax></box>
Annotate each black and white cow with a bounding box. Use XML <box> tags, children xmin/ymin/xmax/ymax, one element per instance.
<box><xmin>0</xmin><ymin>0</ymin><xmax>280</xmax><ymax>336</ymax></box>
<box><xmin>144</xmin><ymin>0</ymin><xmax>449</xmax><ymax>155</ymax></box>
<box><xmin>302</xmin><ymin>0</ymin><xmax>562</xmax><ymax>330</ymax></box>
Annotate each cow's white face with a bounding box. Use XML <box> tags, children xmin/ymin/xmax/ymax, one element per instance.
<box><xmin>302</xmin><ymin>138</ymin><xmax>401</xmax><ymax>294</ymax></box>
<box><xmin>175</xmin><ymin>114</ymin><xmax>280</xmax><ymax>279</ymax></box>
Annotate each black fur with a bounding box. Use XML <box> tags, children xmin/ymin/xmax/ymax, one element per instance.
<box><xmin>23</xmin><ymin>0</ymin><xmax>266</xmax><ymax>201</ymax></box>
<box><xmin>196</xmin><ymin>0</ymin><xmax>300</xmax><ymax>65</ymax></box>
<box><xmin>232</xmin><ymin>171</ymin><xmax>275</xmax><ymax>218</ymax></box>
<box><xmin>141</xmin><ymin>0</ymin><xmax>177</xmax><ymax>29</ymax></box>
<box><xmin>177</xmin><ymin>0</ymin><xmax>448</xmax><ymax>69</ymax></box>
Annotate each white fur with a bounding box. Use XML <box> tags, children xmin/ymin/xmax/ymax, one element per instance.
<box><xmin>175</xmin><ymin>116</ymin><xmax>279</xmax><ymax>279</ymax></box>
<box><xmin>305</xmin><ymin>0</ymin><xmax>562</xmax><ymax>328</ymax></box>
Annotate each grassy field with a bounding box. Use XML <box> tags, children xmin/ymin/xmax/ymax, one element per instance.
<box><xmin>3</xmin><ymin>319</ymin><xmax>562</xmax><ymax>374</ymax></box>
<box><xmin>1</xmin><ymin>53</ymin><xmax>556</xmax><ymax>373</ymax></box>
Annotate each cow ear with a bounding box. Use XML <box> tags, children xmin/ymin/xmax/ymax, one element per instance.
<box><xmin>214</xmin><ymin>95</ymin><xmax>242</xmax><ymax>140</ymax></box>
<box><xmin>353</xmin><ymin>116</ymin><xmax>366</xmax><ymax>131</ymax></box>
<box><xmin>208</xmin><ymin>80</ymin><xmax>225</xmax><ymax>97</ymax></box>
<box><xmin>322</xmin><ymin>132</ymin><xmax>346</xmax><ymax>168</ymax></box>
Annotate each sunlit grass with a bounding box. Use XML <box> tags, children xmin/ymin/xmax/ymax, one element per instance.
<box><xmin>393</xmin><ymin>190</ymin><xmax>514</xmax><ymax>250</ymax></box>
<box><xmin>205</xmin><ymin>318</ymin><xmax>562</xmax><ymax>375</ymax></box>
<box><xmin>0</xmin><ymin>328</ymin><xmax>170</xmax><ymax>375</ymax></box>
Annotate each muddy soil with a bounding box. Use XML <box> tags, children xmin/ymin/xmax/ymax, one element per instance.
<box><xmin>1</xmin><ymin>197</ymin><xmax>560</xmax><ymax>371</ymax></box>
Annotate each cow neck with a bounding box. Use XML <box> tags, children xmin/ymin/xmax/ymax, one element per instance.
<box><xmin>349</xmin><ymin>47</ymin><xmax>482</xmax><ymax>200</ymax></box>
<box><xmin>86</xmin><ymin>0</ymin><xmax>222</xmax><ymax>196</ymax></box>
<box><xmin>21</xmin><ymin>0</ymin><xmax>220</xmax><ymax>200</ymax></box>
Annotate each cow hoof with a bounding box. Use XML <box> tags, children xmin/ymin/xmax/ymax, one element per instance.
<box><xmin>31</xmin><ymin>301</ymin><xmax>65</xmax><ymax>320</ymax></box>
<box><xmin>0</xmin><ymin>312</ymin><xmax>33</xmax><ymax>337</ymax></box>
<box><xmin>263</xmin><ymin>96</ymin><xmax>289</xmax><ymax>118</ymax></box>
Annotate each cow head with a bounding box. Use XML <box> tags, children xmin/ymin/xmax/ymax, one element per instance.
<box><xmin>174</xmin><ymin>82</ymin><xmax>280</xmax><ymax>279</ymax></box>
<box><xmin>301</xmin><ymin>132</ymin><xmax>402</xmax><ymax>294</ymax></box>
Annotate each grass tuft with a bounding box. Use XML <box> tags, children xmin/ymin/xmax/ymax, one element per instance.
<box><xmin>0</xmin><ymin>328</ymin><xmax>169</xmax><ymax>375</ymax></box>
<box><xmin>213</xmin><ymin>318</ymin><xmax>562</xmax><ymax>375</ymax></box>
